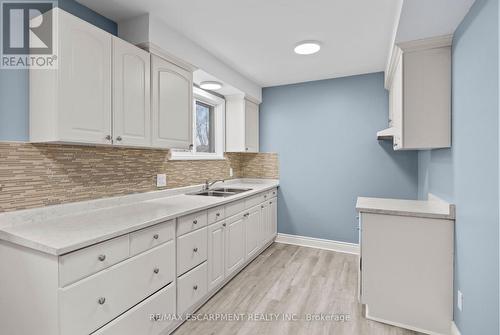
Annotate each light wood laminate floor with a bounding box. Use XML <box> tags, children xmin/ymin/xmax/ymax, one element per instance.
<box><xmin>174</xmin><ymin>243</ymin><xmax>421</xmax><ymax>335</ymax></box>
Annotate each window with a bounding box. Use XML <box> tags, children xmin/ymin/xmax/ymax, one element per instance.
<box><xmin>170</xmin><ymin>87</ymin><xmax>225</xmax><ymax>160</ymax></box>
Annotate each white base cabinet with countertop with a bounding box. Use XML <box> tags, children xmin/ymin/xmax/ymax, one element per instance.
<box><xmin>0</xmin><ymin>180</ymin><xmax>278</xmax><ymax>335</ymax></box>
<box><xmin>356</xmin><ymin>196</ymin><xmax>455</xmax><ymax>335</ymax></box>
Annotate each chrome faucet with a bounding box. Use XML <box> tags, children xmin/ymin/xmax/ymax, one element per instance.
<box><xmin>203</xmin><ymin>179</ymin><xmax>225</xmax><ymax>190</ymax></box>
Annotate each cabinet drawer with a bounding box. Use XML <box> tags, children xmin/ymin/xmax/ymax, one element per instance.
<box><xmin>177</xmin><ymin>210</ymin><xmax>208</xmax><ymax>236</ymax></box>
<box><xmin>245</xmin><ymin>193</ymin><xmax>268</xmax><ymax>209</ymax></box>
<box><xmin>177</xmin><ymin>262</ymin><xmax>208</xmax><ymax>315</ymax></box>
<box><xmin>59</xmin><ymin>235</ymin><xmax>129</xmax><ymax>287</ymax></box>
<box><xmin>93</xmin><ymin>283</ymin><xmax>176</xmax><ymax>335</ymax></box>
<box><xmin>268</xmin><ymin>188</ymin><xmax>278</xmax><ymax>199</ymax></box>
<box><xmin>177</xmin><ymin>227</ymin><xmax>207</xmax><ymax>275</ymax></box>
<box><xmin>208</xmin><ymin>206</ymin><xmax>225</xmax><ymax>224</ymax></box>
<box><xmin>59</xmin><ymin>241</ymin><xmax>175</xmax><ymax>335</ymax></box>
<box><xmin>130</xmin><ymin>220</ymin><xmax>175</xmax><ymax>256</ymax></box>
<box><xmin>225</xmin><ymin>200</ymin><xmax>245</xmax><ymax>218</ymax></box>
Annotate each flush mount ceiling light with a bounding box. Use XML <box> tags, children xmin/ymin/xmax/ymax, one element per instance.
<box><xmin>200</xmin><ymin>81</ymin><xmax>223</xmax><ymax>90</ymax></box>
<box><xmin>294</xmin><ymin>41</ymin><xmax>321</xmax><ymax>55</ymax></box>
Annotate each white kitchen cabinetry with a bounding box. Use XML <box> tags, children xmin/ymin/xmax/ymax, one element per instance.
<box><xmin>225</xmin><ymin>213</ymin><xmax>246</xmax><ymax>276</ymax></box>
<box><xmin>207</xmin><ymin>221</ymin><xmax>226</xmax><ymax>291</ymax></box>
<box><xmin>113</xmin><ymin>37</ymin><xmax>151</xmax><ymax>147</ymax></box>
<box><xmin>151</xmin><ymin>55</ymin><xmax>193</xmax><ymax>150</ymax></box>
<box><xmin>30</xmin><ymin>8</ymin><xmax>112</xmax><ymax>144</ymax></box>
<box><xmin>379</xmin><ymin>35</ymin><xmax>452</xmax><ymax>150</ymax></box>
<box><xmin>245</xmin><ymin>205</ymin><xmax>262</xmax><ymax>259</ymax></box>
<box><xmin>356</xmin><ymin>196</ymin><xmax>455</xmax><ymax>335</ymax></box>
<box><xmin>226</xmin><ymin>96</ymin><xmax>260</xmax><ymax>152</ymax></box>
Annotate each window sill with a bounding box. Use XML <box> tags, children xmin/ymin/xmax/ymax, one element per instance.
<box><xmin>169</xmin><ymin>154</ymin><xmax>226</xmax><ymax>161</ymax></box>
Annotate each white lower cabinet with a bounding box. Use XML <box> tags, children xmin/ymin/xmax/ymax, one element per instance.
<box><xmin>245</xmin><ymin>205</ymin><xmax>262</xmax><ymax>259</ymax></box>
<box><xmin>207</xmin><ymin>221</ymin><xmax>226</xmax><ymax>291</ymax></box>
<box><xmin>225</xmin><ymin>214</ymin><xmax>246</xmax><ymax>276</ymax></box>
<box><xmin>177</xmin><ymin>227</ymin><xmax>208</xmax><ymax>275</ymax></box>
<box><xmin>93</xmin><ymin>283</ymin><xmax>176</xmax><ymax>335</ymax></box>
<box><xmin>59</xmin><ymin>241</ymin><xmax>175</xmax><ymax>335</ymax></box>
<box><xmin>177</xmin><ymin>262</ymin><xmax>208</xmax><ymax>315</ymax></box>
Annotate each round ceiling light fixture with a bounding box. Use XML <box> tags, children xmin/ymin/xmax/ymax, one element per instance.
<box><xmin>294</xmin><ymin>41</ymin><xmax>321</xmax><ymax>55</ymax></box>
<box><xmin>200</xmin><ymin>81</ymin><xmax>223</xmax><ymax>90</ymax></box>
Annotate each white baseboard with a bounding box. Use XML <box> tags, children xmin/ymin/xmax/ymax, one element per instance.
<box><xmin>275</xmin><ymin>233</ymin><xmax>359</xmax><ymax>255</ymax></box>
<box><xmin>451</xmin><ymin>322</ymin><xmax>461</xmax><ymax>335</ymax></box>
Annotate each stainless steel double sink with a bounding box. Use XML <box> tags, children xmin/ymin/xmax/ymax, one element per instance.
<box><xmin>187</xmin><ymin>187</ymin><xmax>253</xmax><ymax>197</ymax></box>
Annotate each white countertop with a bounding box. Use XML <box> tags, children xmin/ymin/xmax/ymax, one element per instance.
<box><xmin>356</xmin><ymin>194</ymin><xmax>455</xmax><ymax>220</ymax></box>
<box><xmin>0</xmin><ymin>179</ymin><xmax>279</xmax><ymax>255</ymax></box>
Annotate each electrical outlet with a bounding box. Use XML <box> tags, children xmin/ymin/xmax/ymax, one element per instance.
<box><xmin>457</xmin><ymin>290</ymin><xmax>463</xmax><ymax>311</ymax></box>
<box><xmin>156</xmin><ymin>174</ymin><xmax>167</xmax><ymax>187</ymax></box>
<box><xmin>229</xmin><ymin>168</ymin><xmax>234</xmax><ymax>177</ymax></box>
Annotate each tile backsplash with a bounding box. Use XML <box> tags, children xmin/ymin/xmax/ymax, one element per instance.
<box><xmin>0</xmin><ymin>143</ymin><xmax>278</xmax><ymax>212</ymax></box>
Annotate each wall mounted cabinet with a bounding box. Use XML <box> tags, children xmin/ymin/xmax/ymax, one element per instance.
<box><xmin>151</xmin><ymin>55</ymin><xmax>193</xmax><ymax>150</ymax></box>
<box><xmin>30</xmin><ymin>9</ymin><xmax>192</xmax><ymax>150</ymax></box>
<box><xmin>379</xmin><ymin>35</ymin><xmax>452</xmax><ymax>150</ymax></box>
<box><xmin>226</xmin><ymin>96</ymin><xmax>260</xmax><ymax>152</ymax></box>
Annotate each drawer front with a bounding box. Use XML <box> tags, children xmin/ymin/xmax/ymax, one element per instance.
<box><xmin>225</xmin><ymin>200</ymin><xmax>245</xmax><ymax>218</ymax></box>
<box><xmin>93</xmin><ymin>283</ymin><xmax>176</xmax><ymax>335</ymax></box>
<box><xmin>59</xmin><ymin>241</ymin><xmax>175</xmax><ymax>335</ymax></box>
<box><xmin>59</xmin><ymin>235</ymin><xmax>129</xmax><ymax>287</ymax></box>
<box><xmin>207</xmin><ymin>206</ymin><xmax>225</xmax><ymax>224</ymax></box>
<box><xmin>130</xmin><ymin>220</ymin><xmax>175</xmax><ymax>256</ymax></box>
<box><xmin>268</xmin><ymin>188</ymin><xmax>278</xmax><ymax>199</ymax></box>
<box><xmin>245</xmin><ymin>192</ymin><xmax>268</xmax><ymax>209</ymax></box>
<box><xmin>177</xmin><ymin>262</ymin><xmax>208</xmax><ymax>315</ymax></box>
<box><xmin>177</xmin><ymin>227</ymin><xmax>208</xmax><ymax>275</ymax></box>
<box><xmin>177</xmin><ymin>210</ymin><xmax>208</xmax><ymax>236</ymax></box>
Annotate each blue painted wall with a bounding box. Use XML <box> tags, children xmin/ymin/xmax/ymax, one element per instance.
<box><xmin>417</xmin><ymin>0</ymin><xmax>499</xmax><ymax>333</ymax></box>
<box><xmin>0</xmin><ymin>0</ymin><xmax>117</xmax><ymax>141</ymax></box>
<box><xmin>260</xmin><ymin>73</ymin><xmax>419</xmax><ymax>243</ymax></box>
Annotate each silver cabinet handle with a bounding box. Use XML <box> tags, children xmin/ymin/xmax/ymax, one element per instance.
<box><xmin>193</xmin><ymin>247</ymin><xmax>198</xmax><ymax>252</ymax></box>
<box><xmin>153</xmin><ymin>267</ymin><xmax>160</xmax><ymax>274</ymax></box>
<box><xmin>153</xmin><ymin>234</ymin><xmax>159</xmax><ymax>240</ymax></box>
<box><xmin>105</xmin><ymin>135</ymin><xmax>111</xmax><ymax>141</ymax></box>
<box><xmin>216</xmin><ymin>213</ymin><xmax>220</xmax><ymax>217</ymax></box>
<box><xmin>98</xmin><ymin>297</ymin><xmax>106</xmax><ymax>305</ymax></box>
<box><xmin>98</xmin><ymin>254</ymin><xmax>106</xmax><ymax>262</ymax></box>
<box><xmin>116</xmin><ymin>136</ymin><xmax>122</xmax><ymax>141</ymax></box>
<box><xmin>193</xmin><ymin>285</ymin><xmax>198</xmax><ymax>290</ymax></box>
<box><xmin>261</xmin><ymin>205</ymin><xmax>264</xmax><ymax>209</ymax></box>
<box><xmin>193</xmin><ymin>219</ymin><xmax>198</xmax><ymax>224</ymax></box>
<box><xmin>264</xmin><ymin>195</ymin><xmax>267</xmax><ymax>198</ymax></box>
<box><xmin>222</xmin><ymin>223</ymin><xmax>226</xmax><ymax>227</ymax></box>
<box><xmin>269</xmin><ymin>201</ymin><xmax>272</xmax><ymax>205</ymax></box>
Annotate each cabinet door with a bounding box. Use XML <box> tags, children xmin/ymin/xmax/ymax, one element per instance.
<box><xmin>391</xmin><ymin>52</ymin><xmax>403</xmax><ymax>149</ymax></box>
<box><xmin>259</xmin><ymin>202</ymin><xmax>270</xmax><ymax>247</ymax></box>
<box><xmin>58</xmin><ymin>11</ymin><xmax>112</xmax><ymax>144</ymax></box>
<box><xmin>151</xmin><ymin>55</ymin><xmax>193</xmax><ymax>149</ymax></box>
<box><xmin>245</xmin><ymin>206</ymin><xmax>261</xmax><ymax>259</ymax></box>
<box><xmin>244</xmin><ymin>100</ymin><xmax>259</xmax><ymax>152</ymax></box>
<box><xmin>270</xmin><ymin>198</ymin><xmax>278</xmax><ymax>239</ymax></box>
<box><xmin>113</xmin><ymin>38</ymin><xmax>151</xmax><ymax>147</ymax></box>
<box><xmin>225</xmin><ymin>215</ymin><xmax>245</xmax><ymax>276</ymax></box>
<box><xmin>208</xmin><ymin>221</ymin><xmax>225</xmax><ymax>291</ymax></box>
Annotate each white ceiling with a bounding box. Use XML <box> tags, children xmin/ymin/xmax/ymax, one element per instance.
<box><xmin>396</xmin><ymin>0</ymin><xmax>476</xmax><ymax>43</ymax></box>
<box><xmin>78</xmin><ymin>0</ymin><xmax>402</xmax><ymax>87</ymax></box>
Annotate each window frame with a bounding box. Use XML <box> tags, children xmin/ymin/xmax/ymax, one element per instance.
<box><xmin>170</xmin><ymin>87</ymin><xmax>225</xmax><ymax>160</ymax></box>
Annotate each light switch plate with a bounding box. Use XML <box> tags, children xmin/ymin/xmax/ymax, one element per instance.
<box><xmin>156</xmin><ymin>174</ymin><xmax>167</xmax><ymax>187</ymax></box>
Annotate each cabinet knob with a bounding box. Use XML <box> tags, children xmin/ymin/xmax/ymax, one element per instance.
<box><xmin>245</xmin><ymin>147</ymin><xmax>249</xmax><ymax>151</ymax></box>
<box><xmin>98</xmin><ymin>297</ymin><xmax>106</xmax><ymax>305</ymax></box>
<box><xmin>193</xmin><ymin>247</ymin><xmax>198</xmax><ymax>252</ymax></box>
<box><xmin>222</xmin><ymin>223</ymin><xmax>226</xmax><ymax>227</ymax></box>
<box><xmin>216</xmin><ymin>213</ymin><xmax>220</xmax><ymax>217</ymax></box>
<box><xmin>269</xmin><ymin>201</ymin><xmax>272</xmax><ymax>205</ymax></box>
<box><xmin>193</xmin><ymin>220</ymin><xmax>198</xmax><ymax>224</ymax></box>
<box><xmin>153</xmin><ymin>267</ymin><xmax>160</xmax><ymax>274</ymax></box>
<box><xmin>153</xmin><ymin>234</ymin><xmax>159</xmax><ymax>240</ymax></box>
<box><xmin>98</xmin><ymin>254</ymin><xmax>106</xmax><ymax>262</ymax></box>
<box><xmin>261</xmin><ymin>205</ymin><xmax>264</xmax><ymax>209</ymax></box>
<box><xmin>264</xmin><ymin>195</ymin><xmax>267</xmax><ymax>198</ymax></box>
<box><xmin>193</xmin><ymin>285</ymin><xmax>198</xmax><ymax>290</ymax></box>
<box><xmin>116</xmin><ymin>136</ymin><xmax>122</xmax><ymax>142</ymax></box>
<box><xmin>105</xmin><ymin>135</ymin><xmax>112</xmax><ymax>141</ymax></box>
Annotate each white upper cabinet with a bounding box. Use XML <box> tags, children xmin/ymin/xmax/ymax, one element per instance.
<box><xmin>112</xmin><ymin>37</ymin><xmax>151</xmax><ymax>147</ymax></box>
<box><xmin>226</xmin><ymin>96</ymin><xmax>260</xmax><ymax>152</ymax></box>
<box><xmin>31</xmin><ymin>9</ymin><xmax>112</xmax><ymax>144</ymax></box>
<box><xmin>151</xmin><ymin>55</ymin><xmax>193</xmax><ymax>150</ymax></box>
<box><xmin>380</xmin><ymin>35</ymin><xmax>452</xmax><ymax>150</ymax></box>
